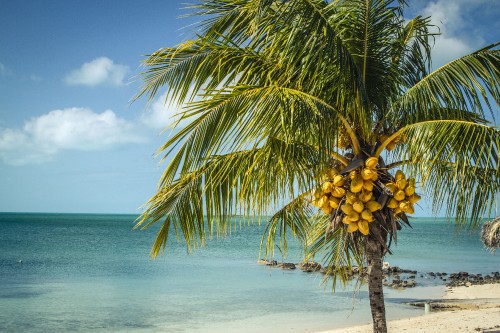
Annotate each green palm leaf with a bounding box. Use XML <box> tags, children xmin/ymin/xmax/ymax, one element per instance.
<box><xmin>391</xmin><ymin>44</ymin><xmax>499</xmax><ymax>126</ymax></box>
<box><xmin>395</xmin><ymin>120</ymin><xmax>499</xmax><ymax>225</ymax></box>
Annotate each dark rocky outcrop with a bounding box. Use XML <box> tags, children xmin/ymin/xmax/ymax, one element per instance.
<box><xmin>299</xmin><ymin>261</ymin><xmax>322</xmax><ymax>272</ymax></box>
<box><xmin>422</xmin><ymin>270</ymin><xmax>500</xmax><ymax>287</ymax></box>
<box><xmin>257</xmin><ymin>259</ymin><xmax>277</xmax><ymax>266</ymax></box>
<box><xmin>257</xmin><ymin>260</ymin><xmax>500</xmax><ymax>292</ymax></box>
<box><xmin>445</xmin><ymin>271</ymin><xmax>500</xmax><ymax>287</ymax></box>
<box><xmin>383</xmin><ymin>278</ymin><xmax>417</xmax><ymax>289</ymax></box>
<box><xmin>277</xmin><ymin>262</ymin><xmax>296</xmax><ymax>270</ymax></box>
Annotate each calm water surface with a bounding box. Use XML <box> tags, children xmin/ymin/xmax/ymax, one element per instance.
<box><xmin>0</xmin><ymin>213</ymin><xmax>498</xmax><ymax>332</ymax></box>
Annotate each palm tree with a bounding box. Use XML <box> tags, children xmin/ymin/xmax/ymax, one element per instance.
<box><xmin>135</xmin><ymin>1</ymin><xmax>499</xmax><ymax>332</ymax></box>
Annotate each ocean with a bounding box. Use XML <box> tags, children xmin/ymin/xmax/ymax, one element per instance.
<box><xmin>0</xmin><ymin>213</ymin><xmax>498</xmax><ymax>333</ymax></box>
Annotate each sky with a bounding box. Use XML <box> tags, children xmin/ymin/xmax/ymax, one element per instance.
<box><xmin>0</xmin><ymin>0</ymin><xmax>498</xmax><ymax>214</ymax></box>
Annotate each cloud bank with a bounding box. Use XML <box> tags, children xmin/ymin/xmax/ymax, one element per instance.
<box><xmin>0</xmin><ymin>108</ymin><xmax>145</xmax><ymax>165</ymax></box>
<box><xmin>140</xmin><ymin>92</ymin><xmax>192</xmax><ymax>130</ymax></box>
<box><xmin>64</xmin><ymin>57</ymin><xmax>129</xmax><ymax>87</ymax></box>
<box><xmin>421</xmin><ymin>0</ymin><xmax>493</xmax><ymax>68</ymax></box>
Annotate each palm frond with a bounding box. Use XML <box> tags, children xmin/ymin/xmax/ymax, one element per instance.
<box><xmin>392</xmin><ymin>15</ymin><xmax>434</xmax><ymax>89</ymax></box>
<box><xmin>306</xmin><ymin>212</ymin><xmax>365</xmax><ymax>289</ymax></box>
<box><xmin>260</xmin><ymin>191</ymin><xmax>315</xmax><ymax>259</ymax></box>
<box><xmin>154</xmin><ymin>84</ymin><xmax>356</xmax><ymax>189</ymax></box>
<box><xmin>393</xmin><ymin>120</ymin><xmax>499</xmax><ymax>226</ymax></box>
<box><xmin>390</xmin><ymin>44</ymin><xmax>500</xmax><ymax>126</ymax></box>
<box><xmin>136</xmin><ymin>135</ymin><xmax>341</xmax><ymax>256</ymax></box>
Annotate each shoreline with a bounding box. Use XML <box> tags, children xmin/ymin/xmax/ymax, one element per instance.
<box><xmin>317</xmin><ymin>283</ymin><xmax>500</xmax><ymax>333</ymax></box>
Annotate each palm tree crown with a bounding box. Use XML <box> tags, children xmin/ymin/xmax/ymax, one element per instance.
<box><xmin>135</xmin><ymin>1</ymin><xmax>499</xmax><ymax>332</ymax></box>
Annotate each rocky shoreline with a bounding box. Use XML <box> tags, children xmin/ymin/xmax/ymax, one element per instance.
<box><xmin>257</xmin><ymin>259</ymin><xmax>500</xmax><ymax>289</ymax></box>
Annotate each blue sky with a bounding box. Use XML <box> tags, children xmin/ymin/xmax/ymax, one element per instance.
<box><xmin>0</xmin><ymin>0</ymin><xmax>498</xmax><ymax>214</ymax></box>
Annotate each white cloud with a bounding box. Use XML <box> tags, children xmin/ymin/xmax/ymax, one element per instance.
<box><xmin>0</xmin><ymin>108</ymin><xmax>145</xmax><ymax>165</ymax></box>
<box><xmin>140</xmin><ymin>92</ymin><xmax>192</xmax><ymax>130</ymax></box>
<box><xmin>64</xmin><ymin>57</ymin><xmax>129</xmax><ymax>87</ymax></box>
<box><xmin>421</xmin><ymin>0</ymin><xmax>489</xmax><ymax>68</ymax></box>
<box><xmin>429</xmin><ymin>36</ymin><xmax>471</xmax><ymax>69</ymax></box>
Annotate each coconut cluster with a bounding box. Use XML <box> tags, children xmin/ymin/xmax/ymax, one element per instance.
<box><xmin>385</xmin><ymin>170</ymin><xmax>421</xmax><ymax>215</ymax></box>
<box><xmin>312</xmin><ymin>157</ymin><xmax>382</xmax><ymax>236</ymax></box>
<box><xmin>339</xmin><ymin>157</ymin><xmax>382</xmax><ymax>235</ymax></box>
<box><xmin>311</xmin><ymin>168</ymin><xmax>346</xmax><ymax>215</ymax></box>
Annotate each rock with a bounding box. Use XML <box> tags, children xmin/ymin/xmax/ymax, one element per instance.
<box><xmin>277</xmin><ymin>262</ymin><xmax>296</xmax><ymax>270</ymax></box>
<box><xmin>258</xmin><ymin>259</ymin><xmax>277</xmax><ymax>266</ymax></box>
<box><xmin>299</xmin><ymin>261</ymin><xmax>322</xmax><ymax>272</ymax></box>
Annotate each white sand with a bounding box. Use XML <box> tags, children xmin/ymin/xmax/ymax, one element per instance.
<box><xmin>443</xmin><ymin>283</ymin><xmax>500</xmax><ymax>300</ymax></box>
<box><xmin>318</xmin><ymin>307</ymin><xmax>500</xmax><ymax>333</ymax></box>
<box><xmin>318</xmin><ymin>283</ymin><xmax>500</xmax><ymax>333</ymax></box>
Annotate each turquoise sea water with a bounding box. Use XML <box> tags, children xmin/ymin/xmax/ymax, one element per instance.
<box><xmin>0</xmin><ymin>213</ymin><xmax>498</xmax><ymax>333</ymax></box>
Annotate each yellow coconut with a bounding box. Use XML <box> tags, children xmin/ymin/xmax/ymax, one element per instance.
<box><xmin>329</xmin><ymin>168</ymin><xmax>339</xmax><ymax>178</ymax></box>
<box><xmin>342</xmin><ymin>216</ymin><xmax>351</xmax><ymax>224</ymax></box>
<box><xmin>365</xmin><ymin>157</ymin><xmax>378</xmax><ymax>169</ymax></box>
<box><xmin>386</xmin><ymin>182</ymin><xmax>398</xmax><ymax>193</ymax></box>
<box><xmin>361</xmin><ymin>168</ymin><xmax>374</xmax><ymax>180</ymax></box>
<box><xmin>353</xmin><ymin>201</ymin><xmax>364</xmax><ymax>213</ymax></box>
<box><xmin>350</xmin><ymin>176</ymin><xmax>364</xmax><ymax>193</ymax></box>
<box><xmin>386</xmin><ymin>140</ymin><xmax>396</xmax><ymax>151</ymax></box>
<box><xmin>323</xmin><ymin>205</ymin><xmax>333</xmax><ymax>214</ymax></box>
<box><xmin>329</xmin><ymin>197</ymin><xmax>340</xmax><ymax>209</ymax></box>
<box><xmin>387</xmin><ymin>198</ymin><xmax>399</xmax><ymax>209</ymax></box>
<box><xmin>332</xmin><ymin>175</ymin><xmax>345</xmax><ymax>187</ymax></box>
<box><xmin>359</xmin><ymin>190</ymin><xmax>373</xmax><ymax>203</ymax></box>
<box><xmin>371</xmin><ymin>172</ymin><xmax>379</xmax><ymax>181</ymax></box>
<box><xmin>341</xmin><ymin>203</ymin><xmax>354</xmax><ymax>215</ymax></box>
<box><xmin>322</xmin><ymin>181</ymin><xmax>333</xmax><ymax>193</ymax></box>
<box><xmin>363</xmin><ymin>180</ymin><xmax>374</xmax><ymax>192</ymax></box>
<box><xmin>331</xmin><ymin>187</ymin><xmax>347</xmax><ymax>198</ymax></box>
<box><xmin>393</xmin><ymin>207</ymin><xmax>402</xmax><ymax>215</ymax></box>
<box><xmin>379</xmin><ymin>134</ymin><xmax>389</xmax><ymax>143</ymax></box>
<box><xmin>396</xmin><ymin>178</ymin><xmax>408</xmax><ymax>190</ymax></box>
<box><xmin>346</xmin><ymin>192</ymin><xmax>357</xmax><ymax>205</ymax></box>
<box><xmin>318</xmin><ymin>195</ymin><xmax>329</xmax><ymax>207</ymax></box>
<box><xmin>404</xmin><ymin>185</ymin><xmax>415</xmax><ymax>196</ymax></box>
<box><xmin>400</xmin><ymin>201</ymin><xmax>415</xmax><ymax>214</ymax></box>
<box><xmin>347</xmin><ymin>221</ymin><xmax>359</xmax><ymax>233</ymax></box>
<box><xmin>348</xmin><ymin>211</ymin><xmax>360</xmax><ymax>222</ymax></box>
<box><xmin>395</xmin><ymin>170</ymin><xmax>405</xmax><ymax>181</ymax></box>
<box><xmin>408</xmin><ymin>193</ymin><xmax>421</xmax><ymax>204</ymax></box>
<box><xmin>394</xmin><ymin>190</ymin><xmax>406</xmax><ymax>201</ymax></box>
<box><xmin>365</xmin><ymin>200</ymin><xmax>382</xmax><ymax>212</ymax></box>
<box><xmin>358</xmin><ymin>220</ymin><xmax>370</xmax><ymax>235</ymax></box>
<box><xmin>361</xmin><ymin>209</ymin><xmax>373</xmax><ymax>222</ymax></box>
<box><xmin>349</xmin><ymin>170</ymin><xmax>359</xmax><ymax>179</ymax></box>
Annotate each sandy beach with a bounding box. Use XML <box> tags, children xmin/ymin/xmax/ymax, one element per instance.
<box><xmin>319</xmin><ymin>283</ymin><xmax>500</xmax><ymax>333</ymax></box>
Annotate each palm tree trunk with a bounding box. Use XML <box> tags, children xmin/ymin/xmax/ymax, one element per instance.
<box><xmin>366</xmin><ymin>235</ymin><xmax>387</xmax><ymax>333</ymax></box>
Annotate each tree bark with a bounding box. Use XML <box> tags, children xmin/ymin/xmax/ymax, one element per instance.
<box><xmin>366</xmin><ymin>235</ymin><xmax>387</xmax><ymax>333</ymax></box>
